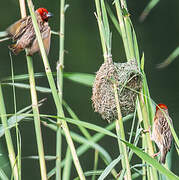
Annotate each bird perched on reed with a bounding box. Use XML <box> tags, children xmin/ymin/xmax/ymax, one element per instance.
<box><xmin>3</xmin><ymin>8</ymin><xmax>53</xmax><ymax>56</ymax></box>
<box><xmin>151</xmin><ymin>103</ymin><xmax>173</xmax><ymax>164</ymax></box>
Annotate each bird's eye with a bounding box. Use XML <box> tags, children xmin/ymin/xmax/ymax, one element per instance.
<box><xmin>43</xmin><ymin>12</ymin><xmax>47</xmax><ymax>16</ymax></box>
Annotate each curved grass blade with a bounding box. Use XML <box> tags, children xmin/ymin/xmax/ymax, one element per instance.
<box><xmin>157</xmin><ymin>46</ymin><xmax>179</xmax><ymax>68</ymax></box>
<box><xmin>0</xmin><ymin>168</ymin><xmax>9</xmax><ymax>180</ymax></box>
<box><xmin>63</xmin><ymin>100</ymin><xmax>91</xmax><ymax>139</ymax></box>
<box><xmin>63</xmin><ymin>73</ymin><xmax>94</xmax><ymax>87</ymax></box>
<box><xmin>1</xmin><ymin>72</ymin><xmax>94</xmax><ymax>88</ymax></box>
<box><xmin>23</xmin><ymin>156</ymin><xmax>56</xmax><ymax>161</ymax></box>
<box><xmin>23</xmin><ymin>155</ymin><xmax>56</xmax><ymax>161</ymax></box>
<box><xmin>3</xmin><ymin>83</ymin><xmax>51</xmax><ymax>93</ymax></box>
<box><xmin>74</xmin><ymin>170</ymin><xmax>104</xmax><ymax>180</ymax></box>
<box><xmin>43</xmin><ymin>121</ymin><xmax>113</xmax><ymax>163</ymax></box>
<box><xmin>57</xmin><ymin>117</ymin><xmax>117</xmax><ymax>138</ymax></box>
<box><xmin>47</xmin><ymin>115</ymin><xmax>133</xmax><ymax>178</ymax></box>
<box><xmin>139</xmin><ymin>0</ymin><xmax>160</xmax><ymax>22</ymax></box>
<box><xmin>0</xmin><ymin>98</ymin><xmax>46</xmax><ymax>137</ymax></box>
<box><xmin>70</xmin><ymin>131</ymin><xmax>112</xmax><ymax>163</ymax></box>
<box><xmin>98</xmin><ymin>155</ymin><xmax>121</xmax><ymax>180</ymax></box>
<box><xmin>0</xmin><ymin>114</ymin><xmax>30</xmax><ymax>138</ymax></box>
<box><xmin>121</xmin><ymin>139</ymin><xmax>179</xmax><ymax>180</ymax></box>
<box><xmin>0</xmin><ymin>72</ymin><xmax>47</xmax><ymax>82</ymax></box>
<box><xmin>106</xmin><ymin>2</ymin><xmax>121</xmax><ymax>36</ymax></box>
<box><xmin>43</xmin><ymin>116</ymin><xmax>117</xmax><ymax>138</ymax></box>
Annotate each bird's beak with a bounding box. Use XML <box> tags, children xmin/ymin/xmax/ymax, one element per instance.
<box><xmin>47</xmin><ymin>12</ymin><xmax>53</xmax><ymax>18</ymax></box>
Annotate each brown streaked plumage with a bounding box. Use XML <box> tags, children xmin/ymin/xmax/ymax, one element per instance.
<box><xmin>151</xmin><ymin>103</ymin><xmax>173</xmax><ymax>164</ymax></box>
<box><xmin>6</xmin><ymin>8</ymin><xmax>52</xmax><ymax>56</ymax></box>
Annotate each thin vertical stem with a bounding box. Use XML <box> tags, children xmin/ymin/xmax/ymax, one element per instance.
<box><xmin>124</xmin><ymin>18</ymin><xmax>135</xmax><ymax>59</ymax></box>
<box><xmin>114</xmin><ymin>0</ymin><xmax>158</xmax><ymax>178</ymax></box>
<box><xmin>0</xmin><ymin>84</ymin><xmax>19</xmax><ymax>180</ymax></box>
<box><xmin>47</xmin><ymin>118</ymin><xmax>132</xmax><ymax>178</ymax></box>
<box><xmin>27</xmin><ymin>1</ymin><xmax>85</xmax><ymax>179</ymax></box>
<box><xmin>56</xmin><ymin>0</ymin><xmax>66</xmax><ymax>179</ymax></box>
<box><xmin>137</xmin><ymin>99</ymin><xmax>147</xmax><ymax>180</ymax></box>
<box><xmin>142</xmin><ymin>134</ymin><xmax>147</xmax><ymax>180</ymax></box>
<box><xmin>26</xmin><ymin>56</ymin><xmax>47</xmax><ymax>180</ymax></box>
<box><xmin>113</xmin><ymin>83</ymin><xmax>131</xmax><ymax>180</ymax></box>
<box><xmin>92</xmin><ymin>150</ymin><xmax>99</xmax><ymax>180</ymax></box>
<box><xmin>95</xmin><ymin>0</ymin><xmax>108</xmax><ymax>61</ymax></box>
<box><xmin>18</xmin><ymin>1</ymin><xmax>48</xmax><ymax>179</ymax></box>
<box><xmin>62</xmin><ymin>147</ymin><xmax>72</xmax><ymax>180</ymax></box>
<box><xmin>10</xmin><ymin>52</ymin><xmax>21</xmax><ymax>180</ymax></box>
<box><xmin>114</xmin><ymin>0</ymin><xmax>131</xmax><ymax>60</ymax></box>
<box><xmin>18</xmin><ymin>0</ymin><xmax>26</xmax><ymax>17</ymax></box>
<box><xmin>119</xmin><ymin>0</ymin><xmax>135</xmax><ymax>59</ymax></box>
<box><xmin>139</xmin><ymin>94</ymin><xmax>158</xmax><ymax>180</ymax></box>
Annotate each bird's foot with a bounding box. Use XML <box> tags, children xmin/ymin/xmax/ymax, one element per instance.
<box><xmin>142</xmin><ymin>126</ymin><xmax>151</xmax><ymax>133</ymax></box>
<box><xmin>116</xmin><ymin>170</ymin><xmax>121</xmax><ymax>179</ymax></box>
<box><xmin>56</xmin><ymin>62</ymin><xmax>64</xmax><ymax>70</ymax></box>
<box><xmin>143</xmin><ymin>129</ymin><xmax>149</xmax><ymax>133</ymax></box>
<box><xmin>152</xmin><ymin>151</ymin><xmax>160</xmax><ymax>158</ymax></box>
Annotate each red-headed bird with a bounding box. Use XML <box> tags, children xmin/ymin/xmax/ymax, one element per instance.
<box><xmin>151</xmin><ymin>103</ymin><xmax>173</xmax><ymax>164</ymax></box>
<box><xmin>5</xmin><ymin>8</ymin><xmax>53</xmax><ymax>56</ymax></box>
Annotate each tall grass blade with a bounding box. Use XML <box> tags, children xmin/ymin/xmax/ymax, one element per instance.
<box><xmin>139</xmin><ymin>0</ymin><xmax>160</xmax><ymax>22</ymax></box>
<box><xmin>27</xmin><ymin>1</ymin><xmax>86</xmax><ymax>178</ymax></box>
<box><xmin>0</xmin><ymin>168</ymin><xmax>9</xmax><ymax>180</ymax></box>
<box><xmin>62</xmin><ymin>147</ymin><xmax>72</xmax><ymax>180</ymax></box>
<box><xmin>47</xmin><ymin>114</ymin><xmax>132</xmax><ymax>178</ymax></box>
<box><xmin>64</xmin><ymin>73</ymin><xmax>94</xmax><ymax>87</ymax></box>
<box><xmin>98</xmin><ymin>155</ymin><xmax>121</xmax><ymax>180</ymax></box>
<box><xmin>121</xmin><ymin>139</ymin><xmax>179</xmax><ymax>180</ymax></box>
<box><xmin>157</xmin><ymin>46</ymin><xmax>179</xmax><ymax>68</ymax></box>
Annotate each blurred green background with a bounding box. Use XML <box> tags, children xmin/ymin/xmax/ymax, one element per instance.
<box><xmin>0</xmin><ymin>0</ymin><xmax>179</xmax><ymax>179</ymax></box>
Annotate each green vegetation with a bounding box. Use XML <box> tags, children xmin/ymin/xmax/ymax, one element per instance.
<box><xmin>0</xmin><ymin>0</ymin><xmax>178</xmax><ymax>179</ymax></box>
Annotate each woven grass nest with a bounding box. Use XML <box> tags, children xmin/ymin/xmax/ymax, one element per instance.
<box><xmin>91</xmin><ymin>58</ymin><xmax>142</xmax><ymax>122</ymax></box>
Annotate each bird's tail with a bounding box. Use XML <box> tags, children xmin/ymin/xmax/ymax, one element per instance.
<box><xmin>0</xmin><ymin>31</ymin><xmax>10</xmax><ymax>42</ymax></box>
<box><xmin>0</xmin><ymin>31</ymin><xmax>9</xmax><ymax>38</ymax></box>
<box><xmin>8</xmin><ymin>44</ymin><xmax>23</xmax><ymax>55</ymax></box>
<box><xmin>160</xmin><ymin>149</ymin><xmax>167</xmax><ymax>164</ymax></box>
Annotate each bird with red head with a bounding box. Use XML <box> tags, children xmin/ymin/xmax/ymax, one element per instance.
<box><xmin>5</xmin><ymin>7</ymin><xmax>53</xmax><ymax>56</ymax></box>
<box><xmin>151</xmin><ymin>103</ymin><xmax>173</xmax><ymax>164</ymax></box>
<box><xmin>36</xmin><ymin>8</ymin><xmax>53</xmax><ymax>22</ymax></box>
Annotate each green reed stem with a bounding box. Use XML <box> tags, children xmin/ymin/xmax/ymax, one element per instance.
<box><xmin>114</xmin><ymin>1</ymin><xmax>159</xmax><ymax>179</ymax></box>
<box><xmin>113</xmin><ymin>83</ymin><xmax>131</xmax><ymax>180</ymax></box>
<box><xmin>114</xmin><ymin>1</ymin><xmax>131</xmax><ymax>60</ymax></box>
<box><xmin>92</xmin><ymin>150</ymin><xmax>99</xmax><ymax>180</ymax></box>
<box><xmin>95</xmin><ymin>0</ymin><xmax>108</xmax><ymax>61</ymax></box>
<box><xmin>62</xmin><ymin>147</ymin><xmax>72</xmax><ymax>180</ymax></box>
<box><xmin>27</xmin><ymin>1</ymin><xmax>85</xmax><ymax>179</ymax></box>
<box><xmin>18</xmin><ymin>1</ymin><xmax>48</xmax><ymax>179</ymax></box>
<box><xmin>0</xmin><ymin>84</ymin><xmax>19</xmax><ymax>180</ymax></box>
<box><xmin>139</xmin><ymin>95</ymin><xmax>158</xmax><ymax>180</ymax></box>
<box><xmin>47</xmin><ymin>115</ymin><xmax>132</xmax><ymax>178</ymax></box>
<box><xmin>142</xmin><ymin>133</ymin><xmax>147</xmax><ymax>180</ymax></box>
<box><xmin>56</xmin><ymin>0</ymin><xmax>66</xmax><ymax>179</ymax></box>
<box><xmin>120</xmin><ymin>0</ymin><xmax>135</xmax><ymax>59</ymax></box>
<box><xmin>26</xmin><ymin>55</ymin><xmax>48</xmax><ymax>180</ymax></box>
<box><xmin>10</xmin><ymin>52</ymin><xmax>21</xmax><ymax>180</ymax></box>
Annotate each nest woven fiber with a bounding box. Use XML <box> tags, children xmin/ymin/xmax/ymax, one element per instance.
<box><xmin>92</xmin><ymin>58</ymin><xmax>142</xmax><ymax>122</ymax></box>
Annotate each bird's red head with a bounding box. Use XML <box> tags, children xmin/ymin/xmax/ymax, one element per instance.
<box><xmin>36</xmin><ymin>8</ymin><xmax>53</xmax><ymax>22</ymax></box>
<box><xmin>156</xmin><ymin>103</ymin><xmax>168</xmax><ymax>112</ymax></box>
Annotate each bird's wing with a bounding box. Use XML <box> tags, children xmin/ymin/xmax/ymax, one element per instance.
<box><xmin>6</xmin><ymin>16</ymin><xmax>31</xmax><ymax>41</ymax></box>
<box><xmin>27</xmin><ymin>26</ymin><xmax>51</xmax><ymax>56</ymax></box>
<box><xmin>42</xmin><ymin>26</ymin><xmax>51</xmax><ymax>55</ymax></box>
<box><xmin>157</xmin><ymin>115</ymin><xmax>173</xmax><ymax>151</ymax></box>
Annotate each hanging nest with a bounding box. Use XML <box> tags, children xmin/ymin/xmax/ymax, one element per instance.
<box><xmin>91</xmin><ymin>58</ymin><xmax>142</xmax><ymax>122</ymax></box>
